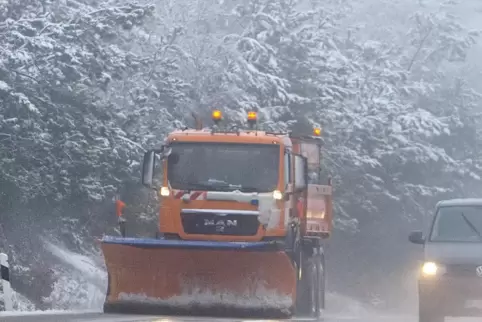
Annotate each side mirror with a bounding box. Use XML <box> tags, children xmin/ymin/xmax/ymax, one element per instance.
<box><xmin>409</xmin><ymin>231</ymin><xmax>425</xmax><ymax>245</ymax></box>
<box><xmin>161</xmin><ymin>147</ymin><xmax>172</xmax><ymax>159</ymax></box>
<box><xmin>142</xmin><ymin>146</ymin><xmax>172</xmax><ymax>187</ymax></box>
<box><xmin>142</xmin><ymin>150</ymin><xmax>156</xmax><ymax>187</ymax></box>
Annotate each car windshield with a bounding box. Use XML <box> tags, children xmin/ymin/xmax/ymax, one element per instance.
<box><xmin>430</xmin><ymin>205</ymin><xmax>482</xmax><ymax>242</ymax></box>
<box><xmin>166</xmin><ymin>142</ymin><xmax>280</xmax><ymax>192</ymax></box>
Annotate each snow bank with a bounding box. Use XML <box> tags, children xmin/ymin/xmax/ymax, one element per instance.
<box><xmin>11</xmin><ymin>289</ymin><xmax>36</xmax><ymax>311</ymax></box>
<box><xmin>0</xmin><ymin>269</ymin><xmax>35</xmax><ymax>311</ymax></box>
<box><xmin>43</xmin><ymin>241</ymin><xmax>106</xmax><ymax>290</ymax></box>
<box><xmin>41</xmin><ymin>241</ymin><xmax>107</xmax><ymax>311</ymax></box>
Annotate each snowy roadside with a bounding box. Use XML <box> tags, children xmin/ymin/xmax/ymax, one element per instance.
<box><xmin>0</xmin><ymin>309</ymin><xmax>100</xmax><ymax>317</ymax></box>
<box><xmin>40</xmin><ymin>240</ymin><xmax>107</xmax><ymax>311</ymax></box>
<box><xmin>1</xmin><ymin>240</ymin><xmax>106</xmax><ymax>312</ymax></box>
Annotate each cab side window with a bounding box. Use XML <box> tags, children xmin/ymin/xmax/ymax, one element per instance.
<box><xmin>284</xmin><ymin>152</ymin><xmax>291</xmax><ymax>187</ymax></box>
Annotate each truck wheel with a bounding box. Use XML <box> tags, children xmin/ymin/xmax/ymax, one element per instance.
<box><xmin>309</xmin><ymin>257</ymin><xmax>317</xmax><ymax>317</ymax></box>
<box><xmin>295</xmin><ymin>252</ymin><xmax>316</xmax><ymax>317</ymax></box>
<box><xmin>313</xmin><ymin>253</ymin><xmax>325</xmax><ymax>318</ymax></box>
<box><xmin>419</xmin><ymin>296</ymin><xmax>444</xmax><ymax>322</ymax></box>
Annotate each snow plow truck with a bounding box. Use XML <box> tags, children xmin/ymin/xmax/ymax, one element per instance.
<box><xmin>100</xmin><ymin>110</ymin><xmax>334</xmax><ymax>318</ymax></box>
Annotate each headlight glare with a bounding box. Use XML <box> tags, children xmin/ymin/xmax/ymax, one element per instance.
<box><xmin>160</xmin><ymin>186</ymin><xmax>170</xmax><ymax>197</ymax></box>
<box><xmin>422</xmin><ymin>262</ymin><xmax>438</xmax><ymax>275</ymax></box>
<box><xmin>421</xmin><ymin>261</ymin><xmax>445</xmax><ymax>277</ymax></box>
<box><xmin>273</xmin><ymin>190</ymin><xmax>283</xmax><ymax>200</ymax></box>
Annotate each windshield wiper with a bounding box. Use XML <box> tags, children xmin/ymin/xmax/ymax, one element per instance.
<box><xmin>460</xmin><ymin>212</ymin><xmax>482</xmax><ymax>240</ymax></box>
<box><xmin>205</xmin><ymin>179</ymin><xmax>242</xmax><ymax>190</ymax></box>
<box><xmin>179</xmin><ymin>180</ymin><xmax>241</xmax><ymax>191</ymax></box>
<box><xmin>181</xmin><ymin>182</ymin><xmax>215</xmax><ymax>191</ymax></box>
<box><xmin>238</xmin><ymin>187</ymin><xmax>262</xmax><ymax>193</ymax></box>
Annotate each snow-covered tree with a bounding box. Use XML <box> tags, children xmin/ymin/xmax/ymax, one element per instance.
<box><xmin>0</xmin><ymin>0</ymin><xmax>184</xmax><ymax>308</ymax></box>
<box><xmin>1</xmin><ymin>0</ymin><xmax>482</xmax><ymax>312</ymax></box>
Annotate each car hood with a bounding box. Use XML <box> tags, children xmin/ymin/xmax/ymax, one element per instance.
<box><xmin>425</xmin><ymin>242</ymin><xmax>482</xmax><ymax>264</ymax></box>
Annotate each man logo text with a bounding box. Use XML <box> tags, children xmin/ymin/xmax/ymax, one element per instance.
<box><xmin>204</xmin><ymin>219</ymin><xmax>238</xmax><ymax>226</ymax></box>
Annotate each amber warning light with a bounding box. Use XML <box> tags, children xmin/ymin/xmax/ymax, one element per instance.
<box><xmin>313</xmin><ymin>127</ymin><xmax>322</xmax><ymax>136</ymax></box>
<box><xmin>212</xmin><ymin>110</ymin><xmax>222</xmax><ymax>123</ymax></box>
<box><xmin>247</xmin><ymin>111</ymin><xmax>257</xmax><ymax>121</ymax></box>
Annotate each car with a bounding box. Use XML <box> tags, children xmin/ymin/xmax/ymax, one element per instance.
<box><xmin>409</xmin><ymin>198</ymin><xmax>482</xmax><ymax>322</ymax></box>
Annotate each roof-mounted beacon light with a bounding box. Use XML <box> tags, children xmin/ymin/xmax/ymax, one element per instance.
<box><xmin>313</xmin><ymin>127</ymin><xmax>322</xmax><ymax>136</ymax></box>
<box><xmin>212</xmin><ymin>110</ymin><xmax>223</xmax><ymax>124</ymax></box>
<box><xmin>247</xmin><ymin>111</ymin><xmax>257</xmax><ymax>128</ymax></box>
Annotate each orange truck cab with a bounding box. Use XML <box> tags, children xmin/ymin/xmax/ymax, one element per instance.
<box><xmin>148</xmin><ymin>112</ymin><xmax>332</xmax><ymax>243</ymax></box>
<box><xmin>101</xmin><ymin>110</ymin><xmax>334</xmax><ymax>319</ymax></box>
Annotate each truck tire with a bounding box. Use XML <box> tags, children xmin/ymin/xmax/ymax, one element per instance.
<box><xmin>295</xmin><ymin>251</ymin><xmax>317</xmax><ymax>317</ymax></box>
<box><xmin>308</xmin><ymin>257</ymin><xmax>318</xmax><ymax>318</ymax></box>
<box><xmin>419</xmin><ymin>296</ymin><xmax>444</xmax><ymax>322</ymax></box>
<box><xmin>313</xmin><ymin>253</ymin><xmax>325</xmax><ymax>318</ymax></box>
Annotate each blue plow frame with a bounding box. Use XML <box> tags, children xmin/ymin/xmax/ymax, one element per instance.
<box><xmin>101</xmin><ymin>235</ymin><xmax>285</xmax><ymax>252</ymax></box>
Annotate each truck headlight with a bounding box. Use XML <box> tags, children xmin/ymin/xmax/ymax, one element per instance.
<box><xmin>160</xmin><ymin>186</ymin><xmax>170</xmax><ymax>197</ymax></box>
<box><xmin>273</xmin><ymin>190</ymin><xmax>283</xmax><ymax>200</ymax></box>
<box><xmin>421</xmin><ymin>262</ymin><xmax>445</xmax><ymax>277</ymax></box>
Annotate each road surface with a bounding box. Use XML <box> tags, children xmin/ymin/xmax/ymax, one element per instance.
<box><xmin>0</xmin><ymin>311</ymin><xmax>480</xmax><ymax>322</ymax></box>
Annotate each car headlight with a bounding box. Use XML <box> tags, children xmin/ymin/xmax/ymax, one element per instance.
<box><xmin>421</xmin><ymin>262</ymin><xmax>446</xmax><ymax>277</ymax></box>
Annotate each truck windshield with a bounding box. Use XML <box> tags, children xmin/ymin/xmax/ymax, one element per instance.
<box><xmin>167</xmin><ymin>142</ymin><xmax>280</xmax><ymax>192</ymax></box>
<box><xmin>430</xmin><ymin>205</ymin><xmax>482</xmax><ymax>242</ymax></box>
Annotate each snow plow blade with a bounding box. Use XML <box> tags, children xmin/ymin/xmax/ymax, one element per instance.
<box><xmin>101</xmin><ymin>236</ymin><xmax>297</xmax><ymax>317</ymax></box>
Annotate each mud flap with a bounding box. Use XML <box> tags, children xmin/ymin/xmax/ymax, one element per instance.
<box><xmin>101</xmin><ymin>236</ymin><xmax>297</xmax><ymax>317</ymax></box>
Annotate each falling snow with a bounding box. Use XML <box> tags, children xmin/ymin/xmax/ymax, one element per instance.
<box><xmin>0</xmin><ymin>0</ymin><xmax>481</xmax><ymax>313</ymax></box>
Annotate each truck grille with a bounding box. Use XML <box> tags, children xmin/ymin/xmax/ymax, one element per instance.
<box><xmin>181</xmin><ymin>211</ymin><xmax>259</xmax><ymax>236</ymax></box>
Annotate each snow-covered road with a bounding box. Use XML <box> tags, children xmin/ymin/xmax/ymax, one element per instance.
<box><xmin>0</xmin><ymin>312</ymin><xmax>480</xmax><ymax>322</ymax></box>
